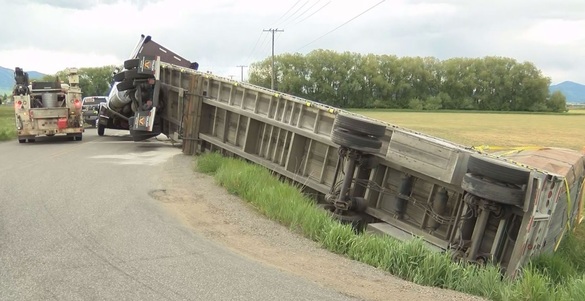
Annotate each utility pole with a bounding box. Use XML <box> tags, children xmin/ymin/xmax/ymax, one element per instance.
<box><xmin>263</xmin><ymin>28</ymin><xmax>284</xmax><ymax>90</ymax></box>
<box><xmin>236</xmin><ymin>65</ymin><xmax>248</xmax><ymax>82</ymax></box>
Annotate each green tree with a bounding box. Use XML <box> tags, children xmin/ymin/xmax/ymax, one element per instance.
<box><xmin>41</xmin><ymin>66</ymin><xmax>117</xmax><ymax>97</ymax></box>
<box><xmin>77</xmin><ymin>66</ymin><xmax>117</xmax><ymax>97</ymax></box>
<box><xmin>548</xmin><ymin>91</ymin><xmax>567</xmax><ymax>112</ymax></box>
<box><xmin>249</xmin><ymin>51</ymin><xmax>553</xmax><ymax>112</ymax></box>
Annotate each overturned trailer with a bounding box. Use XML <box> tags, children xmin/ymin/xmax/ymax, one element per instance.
<box><xmin>113</xmin><ymin>35</ymin><xmax>585</xmax><ymax>278</ymax></box>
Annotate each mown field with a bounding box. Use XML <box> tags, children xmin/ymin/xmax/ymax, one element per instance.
<box><xmin>352</xmin><ymin>109</ymin><xmax>585</xmax><ymax>151</ymax></box>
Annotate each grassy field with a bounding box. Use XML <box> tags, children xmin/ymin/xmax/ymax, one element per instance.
<box><xmin>0</xmin><ymin>105</ymin><xmax>16</xmax><ymax>141</ymax></box>
<box><xmin>351</xmin><ymin>109</ymin><xmax>585</xmax><ymax>151</ymax></box>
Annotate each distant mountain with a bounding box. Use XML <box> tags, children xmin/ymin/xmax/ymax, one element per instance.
<box><xmin>0</xmin><ymin>66</ymin><xmax>46</xmax><ymax>95</ymax></box>
<box><xmin>549</xmin><ymin>81</ymin><xmax>585</xmax><ymax>104</ymax></box>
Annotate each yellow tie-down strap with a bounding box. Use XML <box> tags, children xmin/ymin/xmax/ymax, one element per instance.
<box><xmin>472</xmin><ymin>145</ymin><xmax>546</xmax><ymax>156</ymax></box>
<box><xmin>576</xmin><ymin>178</ymin><xmax>585</xmax><ymax>227</ymax></box>
<box><xmin>471</xmin><ymin>145</ymin><xmax>547</xmax><ymax>172</ymax></box>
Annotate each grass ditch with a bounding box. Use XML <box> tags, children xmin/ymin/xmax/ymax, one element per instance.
<box><xmin>196</xmin><ymin>152</ymin><xmax>585</xmax><ymax>301</ymax></box>
<box><xmin>0</xmin><ymin>106</ymin><xmax>16</xmax><ymax>141</ymax></box>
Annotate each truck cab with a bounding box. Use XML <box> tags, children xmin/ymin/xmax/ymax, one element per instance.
<box><xmin>81</xmin><ymin>96</ymin><xmax>108</xmax><ymax>127</ymax></box>
<box><xmin>97</xmin><ymin>34</ymin><xmax>199</xmax><ymax>141</ymax></box>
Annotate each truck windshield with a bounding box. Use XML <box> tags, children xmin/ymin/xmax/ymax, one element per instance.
<box><xmin>82</xmin><ymin>97</ymin><xmax>107</xmax><ymax>106</ymax></box>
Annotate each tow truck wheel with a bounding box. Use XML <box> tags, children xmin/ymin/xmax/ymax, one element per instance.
<box><xmin>97</xmin><ymin>124</ymin><xmax>105</xmax><ymax>136</ymax></box>
<box><xmin>333</xmin><ymin>114</ymin><xmax>386</xmax><ymax>138</ymax></box>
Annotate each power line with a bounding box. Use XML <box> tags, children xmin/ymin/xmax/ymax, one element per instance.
<box><xmin>293</xmin><ymin>0</ymin><xmax>332</xmax><ymax>26</ymax></box>
<box><xmin>295</xmin><ymin>0</ymin><xmax>386</xmax><ymax>52</ymax></box>
<box><xmin>273</xmin><ymin>0</ymin><xmax>302</xmax><ymax>26</ymax></box>
<box><xmin>283</xmin><ymin>0</ymin><xmax>322</xmax><ymax>28</ymax></box>
<box><xmin>247</xmin><ymin>31</ymin><xmax>265</xmax><ymax>58</ymax></box>
<box><xmin>276</xmin><ymin>0</ymin><xmax>310</xmax><ymax>27</ymax></box>
<box><xmin>263</xmin><ymin>28</ymin><xmax>284</xmax><ymax>90</ymax></box>
<box><xmin>259</xmin><ymin>31</ymin><xmax>272</xmax><ymax>54</ymax></box>
<box><xmin>276</xmin><ymin>0</ymin><xmax>331</xmax><ymax>41</ymax></box>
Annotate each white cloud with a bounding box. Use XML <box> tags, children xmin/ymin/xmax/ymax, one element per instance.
<box><xmin>0</xmin><ymin>48</ymin><xmax>121</xmax><ymax>74</ymax></box>
<box><xmin>0</xmin><ymin>0</ymin><xmax>584</xmax><ymax>84</ymax></box>
<box><xmin>523</xmin><ymin>19</ymin><xmax>585</xmax><ymax>46</ymax></box>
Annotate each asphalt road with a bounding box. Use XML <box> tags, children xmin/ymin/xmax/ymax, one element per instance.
<box><xmin>0</xmin><ymin>130</ymin><xmax>358</xmax><ymax>301</ymax></box>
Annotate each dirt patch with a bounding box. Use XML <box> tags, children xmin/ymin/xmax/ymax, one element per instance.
<box><xmin>155</xmin><ymin>154</ymin><xmax>486</xmax><ymax>301</ymax></box>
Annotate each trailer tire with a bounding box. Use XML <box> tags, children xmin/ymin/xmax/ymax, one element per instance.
<box><xmin>331</xmin><ymin>128</ymin><xmax>382</xmax><ymax>153</ymax></box>
<box><xmin>28</xmin><ymin>139</ymin><xmax>35</xmax><ymax>143</ymax></box>
<box><xmin>113</xmin><ymin>71</ymin><xmax>125</xmax><ymax>82</ymax></box>
<box><xmin>124</xmin><ymin>69</ymin><xmax>154</xmax><ymax>81</ymax></box>
<box><xmin>318</xmin><ymin>203</ymin><xmax>364</xmax><ymax>227</ymax></box>
<box><xmin>124</xmin><ymin>59</ymin><xmax>140</xmax><ymax>70</ymax></box>
<box><xmin>461</xmin><ymin>173</ymin><xmax>525</xmax><ymax>206</ymax></box>
<box><xmin>467</xmin><ymin>154</ymin><xmax>530</xmax><ymax>185</ymax></box>
<box><xmin>18</xmin><ymin>139</ymin><xmax>26</xmax><ymax>143</ymax></box>
<box><xmin>334</xmin><ymin>114</ymin><xmax>386</xmax><ymax>138</ymax></box>
<box><xmin>116</xmin><ymin>80</ymin><xmax>135</xmax><ymax>92</ymax></box>
<box><xmin>97</xmin><ymin>124</ymin><xmax>105</xmax><ymax>136</ymax></box>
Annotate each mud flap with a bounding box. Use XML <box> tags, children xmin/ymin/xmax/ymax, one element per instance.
<box><xmin>129</xmin><ymin>108</ymin><xmax>160</xmax><ymax>141</ymax></box>
<box><xmin>133</xmin><ymin>107</ymin><xmax>156</xmax><ymax>132</ymax></box>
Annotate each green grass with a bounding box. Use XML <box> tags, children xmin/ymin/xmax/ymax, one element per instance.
<box><xmin>196</xmin><ymin>152</ymin><xmax>585</xmax><ymax>301</ymax></box>
<box><xmin>0</xmin><ymin>105</ymin><xmax>16</xmax><ymax>141</ymax></box>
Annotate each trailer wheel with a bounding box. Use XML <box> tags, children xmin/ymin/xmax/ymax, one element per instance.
<box><xmin>28</xmin><ymin>139</ymin><xmax>35</xmax><ymax>143</ymax></box>
<box><xmin>97</xmin><ymin>124</ymin><xmax>105</xmax><ymax>136</ymax></box>
<box><xmin>318</xmin><ymin>203</ymin><xmax>364</xmax><ymax>228</ymax></box>
<box><xmin>113</xmin><ymin>71</ymin><xmax>125</xmax><ymax>82</ymax></box>
<box><xmin>124</xmin><ymin>69</ymin><xmax>155</xmax><ymax>81</ymax></box>
<box><xmin>18</xmin><ymin>139</ymin><xmax>26</xmax><ymax>143</ymax></box>
<box><xmin>331</xmin><ymin>128</ymin><xmax>382</xmax><ymax>153</ymax></box>
<box><xmin>467</xmin><ymin>154</ymin><xmax>530</xmax><ymax>185</ymax></box>
<box><xmin>334</xmin><ymin>114</ymin><xmax>386</xmax><ymax>138</ymax></box>
<box><xmin>124</xmin><ymin>59</ymin><xmax>140</xmax><ymax>69</ymax></box>
<box><xmin>461</xmin><ymin>173</ymin><xmax>525</xmax><ymax>206</ymax></box>
<box><xmin>116</xmin><ymin>80</ymin><xmax>135</xmax><ymax>92</ymax></box>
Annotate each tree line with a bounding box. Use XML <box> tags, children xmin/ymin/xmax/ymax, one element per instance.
<box><xmin>248</xmin><ymin>50</ymin><xmax>567</xmax><ymax>112</ymax></box>
<box><xmin>39</xmin><ymin>65</ymin><xmax>118</xmax><ymax>98</ymax></box>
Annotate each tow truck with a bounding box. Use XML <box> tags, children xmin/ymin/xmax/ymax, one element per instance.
<box><xmin>12</xmin><ymin>67</ymin><xmax>84</xmax><ymax>142</ymax></box>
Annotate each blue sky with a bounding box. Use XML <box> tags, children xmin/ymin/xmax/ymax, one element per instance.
<box><xmin>0</xmin><ymin>0</ymin><xmax>583</xmax><ymax>84</ymax></box>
